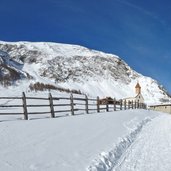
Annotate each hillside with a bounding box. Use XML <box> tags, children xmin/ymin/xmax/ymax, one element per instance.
<box><xmin>0</xmin><ymin>41</ymin><xmax>170</xmax><ymax>104</ymax></box>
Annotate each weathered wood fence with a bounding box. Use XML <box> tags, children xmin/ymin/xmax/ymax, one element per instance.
<box><xmin>0</xmin><ymin>92</ymin><xmax>147</xmax><ymax>120</ymax></box>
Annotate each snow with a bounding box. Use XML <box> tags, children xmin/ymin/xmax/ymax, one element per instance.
<box><xmin>1</xmin><ymin>40</ymin><xmax>171</xmax><ymax>170</ymax></box>
<box><xmin>113</xmin><ymin>114</ymin><xmax>171</xmax><ymax>171</ymax></box>
<box><xmin>0</xmin><ymin>41</ymin><xmax>119</xmax><ymax>60</ymax></box>
<box><xmin>0</xmin><ymin>107</ymin><xmax>164</xmax><ymax>171</ymax></box>
<box><xmin>0</xmin><ymin>40</ymin><xmax>170</xmax><ymax>105</ymax></box>
<box><xmin>0</xmin><ymin>73</ymin><xmax>170</xmax><ymax>171</ymax></box>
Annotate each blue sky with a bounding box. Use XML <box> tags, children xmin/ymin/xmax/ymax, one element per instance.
<box><xmin>0</xmin><ymin>0</ymin><xmax>171</xmax><ymax>93</ymax></box>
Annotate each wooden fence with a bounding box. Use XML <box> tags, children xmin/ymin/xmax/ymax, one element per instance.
<box><xmin>0</xmin><ymin>92</ymin><xmax>147</xmax><ymax>120</ymax></box>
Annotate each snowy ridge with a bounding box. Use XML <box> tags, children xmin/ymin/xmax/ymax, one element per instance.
<box><xmin>0</xmin><ymin>41</ymin><xmax>170</xmax><ymax>104</ymax></box>
<box><xmin>87</xmin><ymin>117</ymin><xmax>151</xmax><ymax>171</ymax></box>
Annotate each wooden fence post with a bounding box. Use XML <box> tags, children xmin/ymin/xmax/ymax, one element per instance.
<box><xmin>70</xmin><ymin>93</ymin><xmax>74</xmax><ymax>115</ymax></box>
<box><xmin>85</xmin><ymin>95</ymin><xmax>89</xmax><ymax>114</ymax></box>
<box><xmin>128</xmin><ymin>100</ymin><xmax>130</xmax><ymax>109</ymax></box>
<box><xmin>135</xmin><ymin>101</ymin><xmax>137</xmax><ymax>109</ymax></box>
<box><xmin>120</xmin><ymin>99</ymin><xmax>122</xmax><ymax>110</ymax></box>
<box><xmin>22</xmin><ymin>92</ymin><xmax>28</xmax><ymax>120</ymax></box>
<box><xmin>132</xmin><ymin>101</ymin><xmax>134</xmax><ymax>109</ymax></box>
<box><xmin>124</xmin><ymin>100</ymin><xmax>126</xmax><ymax>110</ymax></box>
<box><xmin>49</xmin><ymin>93</ymin><xmax>55</xmax><ymax>118</ymax></box>
<box><xmin>97</xmin><ymin>96</ymin><xmax>100</xmax><ymax>113</ymax></box>
<box><xmin>106</xmin><ymin>103</ymin><xmax>109</xmax><ymax>112</ymax></box>
<box><xmin>114</xmin><ymin>98</ymin><xmax>116</xmax><ymax>111</ymax></box>
<box><xmin>137</xmin><ymin>100</ymin><xmax>139</xmax><ymax>108</ymax></box>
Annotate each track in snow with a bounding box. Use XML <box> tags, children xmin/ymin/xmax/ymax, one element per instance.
<box><xmin>113</xmin><ymin>114</ymin><xmax>171</xmax><ymax>171</ymax></box>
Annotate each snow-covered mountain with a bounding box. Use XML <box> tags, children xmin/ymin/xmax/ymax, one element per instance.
<box><xmin>0</xmin><ymin>41</ymin><xmax>170</xmax><ymax>104</ymax></box>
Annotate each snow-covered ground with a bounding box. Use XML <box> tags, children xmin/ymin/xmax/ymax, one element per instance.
<box><xmin>1</xmin><ymin>108</ymin><xmax>169</xmax><ymax>171</ymax></box>
<box><xmin>113</xmin><ymin>114</ymin><xmax>171</xmax><ymax>171</ymax></box>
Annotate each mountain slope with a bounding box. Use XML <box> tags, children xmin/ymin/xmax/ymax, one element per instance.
<box><xmin>0</xmin><ymin>41</ymin><xmax>170</xmax><ymax>104</ymax></box>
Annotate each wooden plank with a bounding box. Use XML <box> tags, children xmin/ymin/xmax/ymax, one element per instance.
<box><xmin>114</xmin><ymin>98</ymin><xmax>116</xmax><ymax>111</ymax></box>
<box><xmin>128</xmin><ymin>100</ymin><xmax>130</xmax><ymax>109</ymax></box>
<box><xmin>99</xmin><ymin>107</ymin><xmax>108</xmax><ymax>110</ymax></box>
<box><xmin>27</xmin><ymin>104</ymin><xmax>50</xmax><ymax>107</ymax></box>
<box><xmin>24</xmin><ymin>104</ymin><xmax>74</xmax><ymax>108</ymax></box>
<box><xmin>72</xmin><ymin>109</ymin><xmax>84</xmax><ymax>111</ymax></box>
<box><xmin>53</xmin><ymin>97</ymin><xmax>70</xmax><ymax>100</ymax></box>
<box><xmin>0</xmin><ymin>97</ymin><xmax>21</xmax><ymax>99</ymax></box>
<box><xmin>49</xmin><ymin>93</ymin><xmax>55</xmax><ymax>118</ymax></box>
<box><xmin>51</xmin><ymin>97</ymin><xmax>60</xmax><ymax>100</ymax></box>
<box><xmin>22</xmin><ymin>92</ymin><xmax>28</xmax><ymax>120</ymax></box>
<box><xmin>106</xmin><ymin>103</ymin><xmax>109</xmax><ymax>112</ymax></box>
<box><xmin>54</xmin><ymin>109</ymin><xmax>79</xmax><ymax>113</ymax></box>
<box><xmin>54</xmin><ymin>110</ymin><xmax>71</xmax><ymax>113</ymax></box>
<box><xmin>53</xmin><ymin>104</ymin><xmax>74</xmax><ymax>107</ymax></box>
<box><xmin>134</xmin><ymin>101</ymin><xmax>137</xmax><ymax>109</ymax></box>
<box><xmin>70</xmin><ymin>94</ymin><xmax>74</xmax><ymax>115</ymax></box>
<box><xmin>0</xmin><ymin>105</ymin><xmax>23</xmax><ymax>107</ymax></box>
<box><xmin>0</xmin><ymin>113</ymin><xmax>23</xmax><ymax>115</ymax></box>
<box><xmin>132</xmin><ymin>100</ymin><xmax>134</xmax><ymax>109</ymax></box>
<box><xmin>26</xmin><ymin>97</ymin><xmax>49</xmax><ymax>100</ymax></box>
<box><xmin>73</xmin><ymin>97</ymin><xmax>86</xmax><ymax>101</ymax></box>
<box><xmin>85</xmin><ymin>95</ymin><xmax>89</xmax><ymax>114</ymax></box>
<box><xmin>137</xmin><ymin>100</ymin><xmax>140</xmax><ymax>108</ymax></box>
<box><xmin>97</xmin><ymin>96</ymin><xmax>100</xmax><ymax>113</ymax></box>
<box><xmin>120</xmin><ymin>100</ymin><xmax>122</xmax><ymax>110</ymax></box>
<box><xmin>124</xmin><ymin>100</ymin><xmax>126</xmax><ymax>110</ymax></box>
<box><xmin>28</xmin><ymin>111</ymin><xmax>50</xmax><ymax>115</ymax></box>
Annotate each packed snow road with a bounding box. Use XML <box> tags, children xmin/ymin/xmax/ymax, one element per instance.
<box><xmin>113</xmin><ymin>114</ymin><xmax>171</xmax><ymax>171</ymax></box>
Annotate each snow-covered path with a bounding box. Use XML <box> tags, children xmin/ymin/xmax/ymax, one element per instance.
<box><xmin>1</xmin><ymin>109</ymin><xmax>170</xmax><ymax>171</ymax></box>
<box><xmin>114</xmin><ymin>114</ymin><xmax>171</xmax><ymax>171</ymax></box>
<box><xmin>0</xmin><ymin>110</ymin><xmax>159</xmax><ymax>171</ymax></box>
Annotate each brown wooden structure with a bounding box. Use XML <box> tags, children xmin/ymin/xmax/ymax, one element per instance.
<box><xmin>0</xmin><ymin>93</ymin><xmax>147</xmax><ymax>121</ymax></box>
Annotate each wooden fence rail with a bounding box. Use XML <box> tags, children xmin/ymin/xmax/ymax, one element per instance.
<box><xmin>0</xmin><ymin>92</ymin><xmax>147</xmax><ymax>121</ymax></box>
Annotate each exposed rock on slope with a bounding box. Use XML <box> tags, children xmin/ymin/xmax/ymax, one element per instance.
<box><xmin>0</xmin><ymin>50</ymin><xmax>28</xmax><ymax>86</ymax></box>
<box><xmin>0</xmin><ymin>41</ymin><xmax>170</xmax><ymax>104</ymax></box>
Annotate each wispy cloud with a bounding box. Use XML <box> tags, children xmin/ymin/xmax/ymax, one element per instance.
<box><xmin>115</xmin><ymin>0</ymin><xmax>165</xmax><ymax>25</ymax></box>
